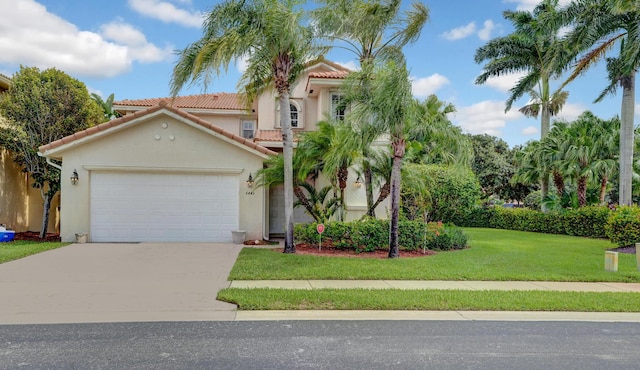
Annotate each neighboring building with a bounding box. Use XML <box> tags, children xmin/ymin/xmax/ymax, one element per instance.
<box><xmin>39</xmin><ymin>60</ymin><xmax>386</xmax><ymax>243</ymax></box>
<box><xmin>0</xmin><ymin>73</ymin><xmax>60</xmax><ymax>233</ymax></box>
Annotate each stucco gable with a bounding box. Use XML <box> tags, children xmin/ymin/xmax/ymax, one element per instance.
<box><xmin>39</xmin><ymin>101</ymin><xmax>276</xmax><ymax>159</ymax></box>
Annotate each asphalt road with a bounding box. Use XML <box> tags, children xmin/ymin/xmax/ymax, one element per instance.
<box><xmin>1</xmin><ymin>320</ymin><xmax>639</xmax><ymax>369</ymax></box>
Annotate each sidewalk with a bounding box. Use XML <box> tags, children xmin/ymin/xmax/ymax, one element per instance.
<box><xmin>229</xmin><ymin>280</ymin><xmax>640</xmax><ymax>292</ymax></box>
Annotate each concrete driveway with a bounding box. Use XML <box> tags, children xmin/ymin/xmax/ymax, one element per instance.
<box><xmin>0</xmin><ymin>243</ymin><xmax>243</xmax><ymax>324</ymax></box>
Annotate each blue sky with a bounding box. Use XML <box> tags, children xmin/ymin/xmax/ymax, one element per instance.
<box><xmin>0</xmin><ymin>0</ymin><xmax>628</xmax><ymax>147</ymax></box>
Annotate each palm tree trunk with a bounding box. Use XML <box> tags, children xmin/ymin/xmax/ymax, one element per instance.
<box><xmin>552</xmin><ymin>170</ymin><xmax>565</xmax><ymax>198</ymax></box>
<box><xmin>39</xmin><ymin>192</ymin><xmax>51</xmax><ymax>239</ymax></box>
<box><xmin>293</xmin><ymin>186</ymin><xmax>318</xmax><ymax>222</ymax></box>
<box><xmin>619</xmin><ymin>73</ymin><xmax>635</xmax><ymax>206</ymax></box>
<box><xmin>370</xmin><ymin>182</ymin><xmax>390</xmax><ymax>212</ymax></box>
<box><xmin>599</xmin><ymin>175</ymin><xmax>608</xmax><ymax>205</ymax></box>
<box><xmin>279</xmin><ymin>91</ymin><xmax>295</xmax><ymax>253</ymax></box>
<box><xmin>388</xmin><ymin>139</ymin><xmax>405</xmax><ymax>258</ymax></box>
<box><xmin>578</xmin><ymin>176</ymin><xmax>587</xmax><ymax>207</ymax></box>
<box><xmin>364</xmin><ymin>164</ymin><xmax>375</xmax><ymax>217</ymax></box>
<box><xmin>540</xmin><ymin>80</ymin><xmax>551</xmax><ymax>212</ymax></box>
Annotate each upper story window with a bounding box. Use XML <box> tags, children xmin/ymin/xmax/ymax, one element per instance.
<box><xmin>331</xmin><ymin>93</ymin><xmax>346</xmax><ymax>121</ymax></box>
<box><xmin>276</xmin><ymin>99</ymin><xmax>303</xmax><ymax>128</ymax></box>
<box><xmin>242</xmin><ymin>120</ymin><xmax>255</xmax><ymax>139</ymax></box>
<box><xmin>290</xmin><ymin>104</ymin><xmax>299</xmax><ymax>128</ymax></box>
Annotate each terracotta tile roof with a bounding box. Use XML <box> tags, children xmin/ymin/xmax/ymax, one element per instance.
<box><xmin>308</xmin><ymin>71</ymin><xmax>349</xmax><ymax>79</ymax></box>
<box><xmin>39</xmin><ymin>101</ymin><xmax>276</xmax><ymax>157</ymax></box>
<box><xmin>114</xmin><ymin>93</ymin><xmax>245</xmax><ymax>110</ymax></box>
<box><xmin>254</xmin><ymin>129</ymin><xmax>303</xmax><ymax>142</ymax></box>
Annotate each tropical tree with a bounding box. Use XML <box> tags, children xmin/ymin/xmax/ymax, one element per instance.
<box><xmin>0</xmin><ymin>66</ymin><xmax>102</xmax><ymax>238</ymax></box>
<box><xmin>475</xmin><ymin>0</ymin><xmax>572</xmax><ymax>209</ymax></box>
<box><xmin>560</xmin><ymin>0</ymin><xmax>640</xmax><ymax>205</ymax></box>
<box><xmin>346</xmin><ymin>61</ymin><xmax>416</xmax><ymax>258</ymax></box>
<box><xmin>406</xmin><ymin>95</ymin><xmax>472</xmax><ymax>166</ymax></box>
<box><xmin>170</xmin><ymin>0</ymin><xmax>325</xmax><ymax>253</ymax></box>
<box><xmin>91</xmin><ymin>93</ymin><xmax>121</xmax><ymax>122</ymax></box>
<box><xmin>313</xmin><ymin>0</ymin><xmax>429</xmax><ymax>215</ymax></box>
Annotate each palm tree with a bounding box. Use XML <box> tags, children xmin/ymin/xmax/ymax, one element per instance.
<box><xmin>475</xmin><ymin>0</ymin><xmax>572</xmax><ymax>210</ymax></box>
<box><xmin>347</xmin><ymin>61</ymin><xmax>416</xmax><ymax>258</ymax></box>
<box><xmin>91</xmin><ymin>93</ymin><xmax>121</xmax><ymax>122</ymax></box>
<box><xmin>170</xmin><ymin>0</ymin><xmax>325</xmax><ymax>253</ymax></box>
<box><xmin>313</xmin><ymin>0</ymin><xmax>429</xmax><ymax>216</ymax></box>
<box><xmin>560</xmin><ymin>0</ymin><xmax>640</xmax><ymax>205</ymax></box>
<box><xmin>406</xmin><ymin>95</ymin><xmax>473</xmax><ymax>166</ymax></box>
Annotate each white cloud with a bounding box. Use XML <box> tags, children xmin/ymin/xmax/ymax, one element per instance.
<box><xmin>554</xmin><ymin>102</ymin><xmax>587</xmax><ymax>122</ymax></box>
<box><xmin>478</xmin><ymin>20</ymin><xmax>496</xmax><ymax>41</ymax></box>
<box><xmin>128</xmin><ymin>0</ymin><xmax>204</xmax><ymax>28</ymax></box>
<box><xmin>504</xmin><ymin>0</ymin><xmax>572</xmax><ymax>11</ymax></box>
<box><xmin>441</xmin><ymin>20</ymin><xmax>500</xmax><ymax>41</ymax></box>
<box><xmin>482</xmin><ymin>71</ymin><xmax>527</xmax><ymax>93</ymax></box>
<box><xmin>0</xmin><ymin>0</ymin><xmax>171</xmax><ymax>78</ymax></box>
<box><xmin>452</xmin><ymin>100</ymin><xmax>523</xmax><ymax>136</ymax></box>
<box><xmin>235</xmin><ymin>55</ymin><xmax>249</xmax><ymax>73</ymax></box>
<box><xmin>100</xmin><ymin>21</ymin><xmax>172</xmax><ymax>63</ymax></box>
<box><xmin>441</xmin><ymin>22</ymin><xmax>476</xmax><ymax>41</ymax></box>
<box><xmin>522</xmin><ymin>126</ymin><xmax>538</xmax><ymax>136</ymax></box>
<box><xmin>336</xmin><ymin>60</ymin><xmax>359</xmax><ymax>71</ymax></box>
<box><xmin>411</xmin><ymin>74</ymin><xmax>450</xmax><ymax>98</ymax></box>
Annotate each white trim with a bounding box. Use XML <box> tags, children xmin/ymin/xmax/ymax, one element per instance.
<box><xmin>275</xmin><ymin>99</ymin><xmax>304</xmax><ymax>129</ymax></box>
<box><xmin>41</xmin><ymin>108</ymin><xmax>273</xmax><ymax>160</ymax></box>
<box><xmin>83</xmin><ymin>165</ymin><xmax>244</xmax><ymax>175</ymax></box>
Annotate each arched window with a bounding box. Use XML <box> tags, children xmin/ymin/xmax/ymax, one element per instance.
<box><xmin>290</xmin><ymin>104</ymin><xmax>299</xmax><ymax>128</ymax></box>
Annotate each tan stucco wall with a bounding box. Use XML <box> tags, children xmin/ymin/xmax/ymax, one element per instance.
<box><xmin>256</xmin><ymin>65</ymin><xmax>344</xmax><ymax>132</ymax></box>
<box><xmin>51</xmin><ymin>110</ymin><xmax>268</xmax><ymax>242</ymax></box>
<box><xmin>1</xmin><ymin>149</ymin><xmax>60</xmax><ymax>233</ymax></box>
<box><xmin>195</xmin><ymin>114</ymin><xmax>256</xmax><ymax>136</ymax></box>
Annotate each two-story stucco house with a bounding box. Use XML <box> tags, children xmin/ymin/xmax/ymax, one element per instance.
<box><xmin>38</xmin><ymin>60</ymin><xmax>385</xmax><ymax>243</ymax></box>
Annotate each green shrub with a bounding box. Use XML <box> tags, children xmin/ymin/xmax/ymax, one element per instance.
<box><xmin>293</xmin><ymin>220</ymin><xmax>468</xmax><ymax>252</ymax></box>
<box><xmin>563</xmin><ymin>206</ymin><xmax>610</xmax><ymax>238</ymax></box>
<box><xmin>605</xmin><ymin>206</ymin><xmax>640</xmax><ymax>247</ymax></box>
<box><xmin>402</xmin><ymin>164</ymin><xmax>481</xmax><ymax>224</ymax></box>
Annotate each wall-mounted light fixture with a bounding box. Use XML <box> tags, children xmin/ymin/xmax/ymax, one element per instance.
<box><xmin>246</xmin><ymin>173</ymin><xmax>254</xmax><ymax>188</ymax></box>
<box><xmin>70</xmin><ymin>169</ymin><xmax>79</xmax><ymax>185</ymax></box>
<box><xmin>354</xmin><ymin>175</ymin><xmax>362</xmax><ymax>188</ymax></box>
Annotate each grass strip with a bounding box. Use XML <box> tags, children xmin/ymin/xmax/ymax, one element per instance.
<box><xmin>218</xmin><ymin>288</ymin><xmax>640</xmax><ymax>312</ymax></box>
<box><xmin>228</xmin><ymin>228</ymin><xmax>640</xmax><ymax>282</ymax></box>
<box><xmin>0</xmin><ymin>241</ymin><xmax>69</xmax><ymax>264</ymax></box>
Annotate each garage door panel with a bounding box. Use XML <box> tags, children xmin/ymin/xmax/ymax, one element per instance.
<box><xmin>90</xmin><ymin>172</ymin><xmax>239</xmax><ymax>242</ymax></box>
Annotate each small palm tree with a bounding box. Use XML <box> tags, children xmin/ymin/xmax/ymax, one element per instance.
<box><xmin>170</xmin><ymin>0</ymin><xmax>325</xmax><ymax>253</ymax></box>
<box><xmin>293</xmin><ymin>182</ymin><xmax>339</xmax><ymax>223</ymax></box>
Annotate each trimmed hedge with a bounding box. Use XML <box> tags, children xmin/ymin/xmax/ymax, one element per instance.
<box><xmin>605</xmin><ymin>206</ymin><xmax>640</xmax><ymax>247</ymax></box>
<box><xmin>294</xmin><ymin>219</ymin><xmax>468</xmax><ymax>252</ymax></box>
<box><xmin>458</xmin><ymin>205</ymin><xmax>611</xmax><ymax>239</ymax></box>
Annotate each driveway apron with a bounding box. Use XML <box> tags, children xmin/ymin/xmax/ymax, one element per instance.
<box><xmin>0</xmin><ymin>243</ymin><xmax>243</xmax><ymax>324</ymax></box>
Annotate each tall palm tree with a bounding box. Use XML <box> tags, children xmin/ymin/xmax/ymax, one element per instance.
<box><xmin>170</xmin><ymin>0</ymin><xmax>325</xmax><ymax>253</ymax></box>
<box><xmin>475</xmin><ymin>0</ymin><xmax>572</xmax><ymax>210</ymax></box>
<box><xmin>560</xmin><ymin>0</ymin><xmax>640</xmax><ymax>205</ymax></box>
<box><xmin>313</xmin><ymin>0</ymin><xmax>429</xmax><ymax>216</ymax></box>
<box><xmin>347</xmin><ymin>61</ymin><xmax>416</xmax><ymax>258</ymax></box>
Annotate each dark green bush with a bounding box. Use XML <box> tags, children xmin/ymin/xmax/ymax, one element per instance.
<box><xmin>563</xmin><ymin>206</ymin><xmax>610</xmax><ymax>238</ymax></box>
<box><xmin>293</xmin><ymin>220</ymin><xmax>468</xmax><ymax>252</ymax></box>
<box><xmin>605</xmin><ymin>206</ymin><xmax>640</xmax><ymax>247</ymax></box>
<box><xmin>402</xmin><ymin>164</ymin><xmax>481</xmax><ymax>224</ymax></box>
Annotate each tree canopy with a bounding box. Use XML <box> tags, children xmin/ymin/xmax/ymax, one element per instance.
<box><xmin>0</xmin><ymin>66</ymin><xmax>102</xmax><ymax>237</ymax></box>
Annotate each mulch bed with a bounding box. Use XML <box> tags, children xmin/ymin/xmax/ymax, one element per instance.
<box><xmin>608</xmin><ymin>245</ymin><xmax>637</xmax><ymax>254</ymax></box>
<box><xmin>13</xmin><ymin>231</ymin><xmax>61</xmax><ymax>242</ymax></box>
<box><xmin>272</xmin><ymin>243</ymin><xmax>436</xmax><ymax>258</ymax></box>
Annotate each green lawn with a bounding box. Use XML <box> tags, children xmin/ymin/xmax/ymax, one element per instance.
<box><xmin>0</xmin><ymin>240</ymin><xmax>69</xmax><ymax>264</ymax></box>
<box><xmin>218</xmin><ymin>288</ymin><xmax>640</xmax><ymax>312</ymax></box>
<box><xmin>228</xmin><ymin>228</ymin><xmax>640</xmax><ymax>282</ymax></box>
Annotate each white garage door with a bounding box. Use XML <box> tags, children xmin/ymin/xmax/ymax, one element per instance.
<box><xmin>90</xmin><ymin>172</ymin><xmax>239</xmax><ymax>242</ymax></box>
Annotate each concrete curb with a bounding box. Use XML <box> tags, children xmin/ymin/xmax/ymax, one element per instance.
<box><xmin>229</xmin><ymin>280</ymin><xmax>640</xmax><ymax>292</ymax></box>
